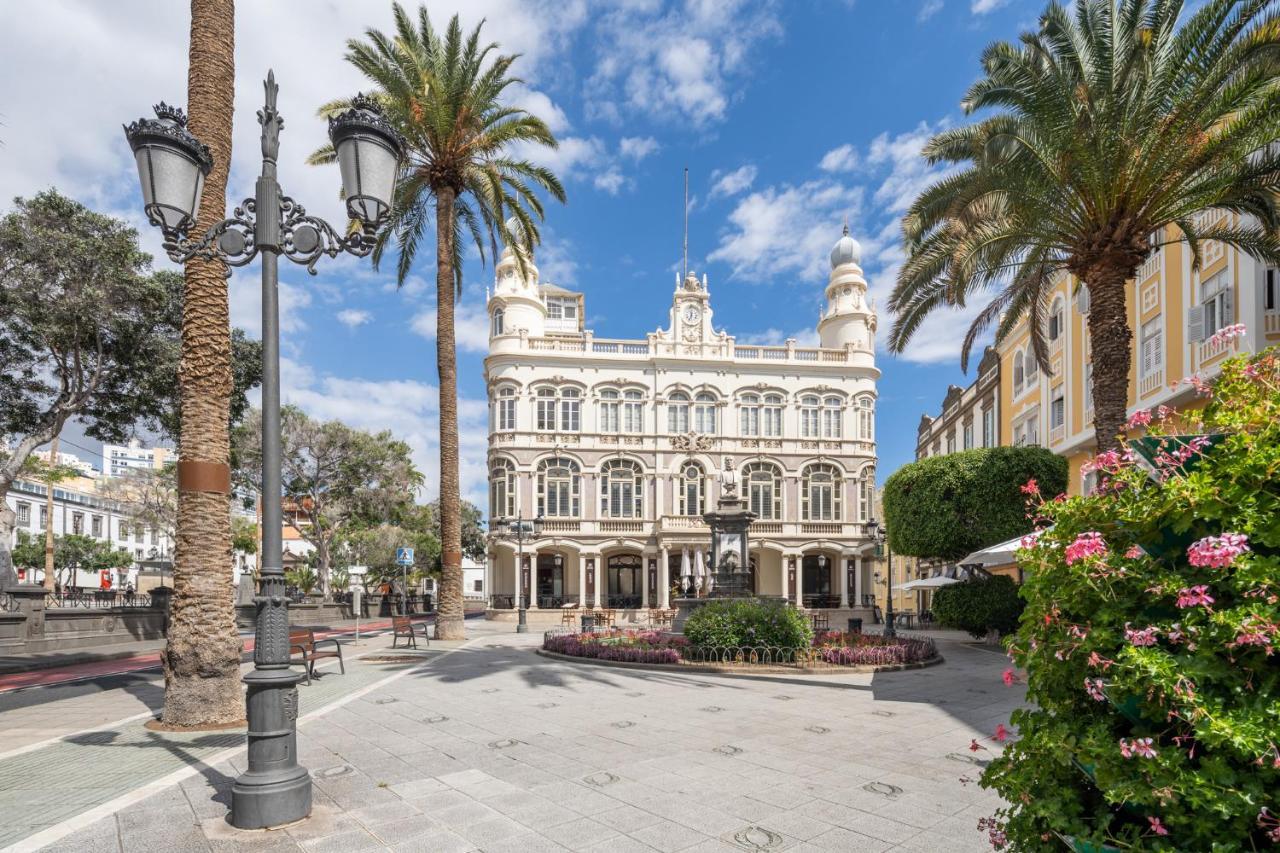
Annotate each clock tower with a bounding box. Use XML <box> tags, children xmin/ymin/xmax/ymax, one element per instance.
<box><xmin>667</xmin><ymin>270</ymin><xmax>715</xmax><ymax>342</ymax></box>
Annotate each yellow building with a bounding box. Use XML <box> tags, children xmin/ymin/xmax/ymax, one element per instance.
<box><xmin>997</xmin><ymin>217</ymin><xmax>1279</xmax><ymax>494</ymax></box>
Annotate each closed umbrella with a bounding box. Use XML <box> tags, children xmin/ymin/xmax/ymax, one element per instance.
<box><xmin>701</xmin><ymin>550</ymin><xmax>713</xmax><ymax>592</ymax></box>
<box><xmin>681</xmin><ymin>548</ymin><xmax>692</xmax><ymax>593</ymax></box>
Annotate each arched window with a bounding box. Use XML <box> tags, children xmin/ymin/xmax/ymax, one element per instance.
<box><xmin>490</xmin><ymin>459</ymin><xmax>515</xmax><ymax>519</ymax></box>
<box><xmin>600</xmin><ymin>459</ymin><xmax>643</xmax><ymax>518</ymax></box>
<box><xmin>494</xmin><ymin>386</ymin><xmax>517</xmax><ymax>432</ymax></box>
<box><xmin>743</xmin><ymin>461</ymin><xmax>781</xmax><ymax>520</ymax></box>
<box><xmin>800</xmin><ymin>395</ymin><xmax>820</xmax><ymax>438</ymax></box>
<box><xmin>1025</xmin><ymin>348</ymin><xmax>1039</xmax><ymax>385</ymax></box>
<box><xmin>740</xmin><ymin>394</ymin><xmax>760</xmax><ymax>436</ymax></box>
<box><xmin>1048</xmin><ymin>297</ymin><xmax>1064</xmax><ymax>342</ymax></box>
<box><xmin>599</xmin><ymin>388</ymin><xmax>620</xmax><ymax>433</ymax></box>
<box><xmin>858</xmin><ymin>470</ymin><xmax>873</xmax><ymax>522</ymax></box>
<box><xmin>678</xmin><ymin>461</ymin><xmax>705</xmax><ymax>516</ymax></box>
<box><xmin>1013</xmin><ymin>352</ymin><xmax>1026</xmax><ymax>394</ymax></box>
<box><xmin>802</xmin><ymin>463</ymin><xmax>843</xmax><ymax>521</ymax></box>
<box><xmin>491</xmin><ymin>308</ymin><xmax>504</xmax><ymax>336</ymax></box>
<box><xmin>763</xmin><ymin>394</ymin><xmax>784</xmax><ymax>437</ymax></box>
<box><xmin>535</xmin><ymin>386</ymin><xmax>580</xmax><ymax>432</ymax></box>
<box><xmin>856</xmin><ymin>396</ymin><xmax>874</xmax><ymax>440</ymax></box>
<box><xmin>537</xmin><ymin>457</ymin><xmax>580</xmax><ymax>517</ymax></box>
<box><xmin>667</xmin><ymin>392</ymin><xmax>690</xmax><ymax>433</ymax></box>
<box><xmin>822</xmin><ymin>396</ymin><xmax>843</xmax><ymax>439</ymax></box>
<box><xmin>623</xmin><ymin>390</ymin><xmax>644</xmax><ymax>433</ymax></box>
<box><xmin>694</xmin><ymin>392</ymin><xmax>717</xmax><ymax>433</ymax></box>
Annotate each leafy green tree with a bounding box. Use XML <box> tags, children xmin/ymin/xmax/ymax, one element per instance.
<box><xmin>882</xmin><ymin>447</ymin><xmax>1067</xmax><ymax>560</ymax></box>
<box><xmin>234</xmin><ymin>406</ymin><xmax>423</xmax><ymax>589</ymax></box>
<box><xmin>425</xmin><ymin>499</ymin><xmax>485</xmax><ymax>562</ymax></box>
<box><xmin>11</xmin><ymin>531</ymin><xmax>132</xmax><ymax>588</ymax></box>
<box><xmin>336</xmin><ymin>520</ymin><xmax>441</xmax><ymax>591</ymax></box>
<box><xmin>310</xmin><ymin>3</ymin><xmax>566</xmax><ymax>639</ymax></box>
<box><xmin>98</xmin><ymin>463</ymin><xmax>178</xmax><ymax>553</ymax></box>
<box><xmin>930</xmin><ymin>576</ymin><xmax>1025</xmax><ymax>640</ymax></box>
<box><xmin>888</xmin><ymin>0</ymin><xmax>1280</xmax><ymax>453</ymax></box>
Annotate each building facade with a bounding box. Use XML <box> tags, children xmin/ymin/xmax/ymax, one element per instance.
<box><xmin>997</xmin><ymin>217</ymin><xmax>1279</xmax><ymax>494</ymax></box>
<box><xmin>101</xmin><ymin>439</ymin><xmax>173</xmax><ymax>479</ymax></box>
<box><xmin>915</xmin><ymin>347</ymin><xmax>1001</xmax><ymax>460</ymax></box>
<box><xmin>483</xmin><ymin>225</ymin><xmax>880</xmax><ymax>623</ymax></box>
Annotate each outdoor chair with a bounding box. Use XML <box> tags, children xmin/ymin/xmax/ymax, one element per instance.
<box><xmin>391</xmin><ymin>615</ymin><xmax>425</xmax><ymax>650</ymax></box>
<box><xmin>810</xmin><ymin>612</ymin><xmax>830</xmax><ymax>631</ymax></box>
<box><xmin>289</xmin><ymin>628</ymin><xmax>344</xmax><ymax>685</ymax></box>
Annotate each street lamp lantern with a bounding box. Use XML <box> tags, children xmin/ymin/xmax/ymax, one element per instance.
<box><xmin>327</xmin><ymin>94</ymin><xmax>404</xmax><ymax>226</ymax></box>
<box><xmin>123</xmin><ymin>103</ymin><xmax>213</xmax><ymax>237</ymax></box>
<box><xmin>123</xmin><ymin>71</ymin><xmax>405</xmax><ymax>832</ymax></box>
<box><xmin>867</xmin><ymin>518</ymin><xmax>896</xmax><ymax>638</ymax></box>
<box><xmin>532</xmin><ymin>513</ymin><xmax>545</xmax><ymax>538</ymax></box>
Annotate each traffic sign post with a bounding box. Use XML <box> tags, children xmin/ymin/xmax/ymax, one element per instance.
<box><xmin>348</xmin><ymin>567</ymin><xmax>368</xmax><ymax>643</ymax></box>
<box><xmin>395</xmin><ymin>548</ymin><xmax>414</xmax><ymax>615</ymax></box>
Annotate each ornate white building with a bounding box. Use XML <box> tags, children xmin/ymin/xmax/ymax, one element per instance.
<box><xmin>483</xmin><ymin>224</ymin><xmax>880</xmax><ymax>624</ymax></box>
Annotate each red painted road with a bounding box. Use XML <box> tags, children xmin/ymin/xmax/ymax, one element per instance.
<box><xmin>0</xmin><ymin>618</ymin><xmax>417</xmax><ymax>694</ymax></box>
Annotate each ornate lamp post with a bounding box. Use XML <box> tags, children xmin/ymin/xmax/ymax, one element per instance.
<box><xmin>124</xmin><ymin>72</ymin><xmax>403</xmax><ymax>830</ymax></box>
<box><xmin>867</xmin><ymin>519</ymin><xmax>895</xmax><ymax>638</ymax></box>
<box><xmin>490</xmin><ymin>514</ymin><xmax>544</xmax><ymax>633</ymax></box>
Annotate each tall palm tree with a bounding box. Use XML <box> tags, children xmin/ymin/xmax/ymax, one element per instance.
<box><xmin>161</xmin><ymin>0</ymin><xmax>243</xmax><ymax>726</ymax></box>
<box><xmin>888</xmin><ymin>0</ymin><xmax>1280</xmax><ymax>452</ymax></box>
<box><xmin>310</xmin><ymin>3</ymin><xmax>565</xmax><ymax>640</ymax></box>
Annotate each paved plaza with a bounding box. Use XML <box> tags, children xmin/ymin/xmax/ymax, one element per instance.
<box><xmin>1</xmin><ymin>624</ymin><xmax>1023</xmax><ymax>853</ymax></box>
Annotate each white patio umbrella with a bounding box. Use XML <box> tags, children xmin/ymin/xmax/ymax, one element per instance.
<box><xmin>680</xmin><ymin>548</ymin><xmax>692</xmax><ymax>592</ymax></box>
<box><xmin>898</xmin><ymin>575</ymin><xmax>961</xmax><ymax>591</ymax></box>
<box><xmin>700</xmin><ymin>550</ymin><xmax>713</xmax><ymax>592</ymax></box>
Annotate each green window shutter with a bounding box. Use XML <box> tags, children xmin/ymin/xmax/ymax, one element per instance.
<box><xmin>1187</xmin><ymin>304</ymin><xmax>1205</xmax><ymax>342</ymax></box>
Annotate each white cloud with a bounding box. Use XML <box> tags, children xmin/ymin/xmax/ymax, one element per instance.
<box><xmin>971</xmin><ymin>0</ymin><xmax>1009</xmax><ymax>13</ymax></box>
<box><xmin>336</xmin><ymin>309</ymin><xmax>372</xmax><ymax>328</ymax></box>
<box><xmin>738</xmin><ymin>327</ymin><xmax>820</xmax><ymax>347</ymax></box>
<box><xmin>709</xmin><ymin>164</ymin><xmax>757</xmax><ymax>198</ymax></box>
<box><xmin>619</xmin><ymin>136</ymin><xmax>660</xmax><ymax>161</ymax></box>
<box><xmin>867</xmin><ymin>121</ymin><xmax>949</xmax><ymax>214</ymax></box>
<box><xmin>229</xmin><ymin>272</ymin><xmax>312</xmax><ymax>336</ymax></box>
<box><xmin>818</xmin><ymin>144</ymin><xmax>859</xmax><ymax>173</ymax></box>
<box><xmin>708</xmin><ymin>180</ymin><xmax>867</xmax><ymax>282</ymax></box>
<box><xmin>918</xmin><ymin>0</ymin><xmax>944</xmax><ymax>21</ymax></box>
<box><xmin>536</xmin><ymin>238</ymin><xmax>579</xmax><ymax>286</ymax></box>
<box><xmin>594</xmin><ymin>168</ymin><xmax>628</xmax><ymax>195</ymax></box>
<box><xmin>511</xmin><ymin>87</ymin><xmax>571</xmax><ymax>135</ymax></box>
<box><xmin>585</xmin><ymin>1</ymin><xmax>783</xmax><ymax>127</ymax></box>
<box><xmin>411</xmin><ymin>299</ymin><xmax>491</xmax><ymax>353</ymax></box>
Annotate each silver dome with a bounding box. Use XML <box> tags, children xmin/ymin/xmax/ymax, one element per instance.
<box><xmin>829</xmin><ymin>223</ymin><xmax>862</xmax><ymax>269</ymax></box>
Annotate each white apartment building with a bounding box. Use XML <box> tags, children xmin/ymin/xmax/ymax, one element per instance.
<box><xmin>32</xmin><ymin>449</ymin><xmax>98</xmax><ymax>478</ymax></box>
<box><xmin>101</xmin><ymin>439</ymin><xmax>173</xmax><ymax>479</ymax></box>
<box><xmin>483</xmin><ymin>224</ymin><xmax>880</xmax><ymax>624</ymax></box>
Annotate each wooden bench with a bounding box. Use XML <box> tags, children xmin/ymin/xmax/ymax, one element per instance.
<box><xmin>392</xmin><ymin>615</ymin><xmax>426</xmax><ymax>650</ymax></box>
<box><xmin>289</xmin><ymin>628</ymin><xmax>344</xmax><ymax>685</ymax></box>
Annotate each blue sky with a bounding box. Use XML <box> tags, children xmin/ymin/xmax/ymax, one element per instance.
<box><xmin>1</xmin><ymin>0</ymin><xmax>1044</xmax><ymax>507</ymax></box>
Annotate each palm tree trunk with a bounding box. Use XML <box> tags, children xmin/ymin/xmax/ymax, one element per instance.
<box><xmin>434</xmin><ymin>186</ymin><xmax>465</xmax><ymax>641</ymax></box>
<box><xmin>161</xmin><ymin>0</ymin><xmax>243</xmax><ymax>727</ymax></box>
<box><xmin>1085</xmin><ymin>269</ymin><xmax>1134</xmax><ymax>455</ymax></box>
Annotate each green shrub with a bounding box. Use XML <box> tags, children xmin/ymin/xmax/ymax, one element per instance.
<box><xmin>683</xmin><ymin>598</ymin><xmax>813</xmax><ymax>649</ymax></box>
<box><xmin>980</xmin><ymin>348</ymin><xmax>1280</xmax><ymax>850</ymax></box>
<box><xmin>931</xmin><ymin>576</ymin><xmax>1025</xmax><ymax>639</ymax></box>
<box><xmin>882</xmin><ymin>446</ymin><xmax>1067</xmax><ymax>559</ymax></box>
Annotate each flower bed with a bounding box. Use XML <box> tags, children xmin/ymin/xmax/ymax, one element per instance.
<box><xmin>543</xmin><ymin>627</ymin><xmax>936</xmax><ymax>669</ymax></box>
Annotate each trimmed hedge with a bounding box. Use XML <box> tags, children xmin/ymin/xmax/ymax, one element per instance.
<box><xmin>683</xmin><ymin>598</ymin><xmax>813</xmax><ymax>648</ymax></box>
<box><xmin>882</xmin><ymin>446</ymin><xmax>1067</xmax><ymax>559</ymax></box>
<box><xmin>930</xmin><ymin>575</ymin><xmax>1025</xmax><ymax>639</ymax></box>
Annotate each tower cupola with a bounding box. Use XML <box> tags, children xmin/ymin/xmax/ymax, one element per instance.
<box><xmin>817</xmin><ymin>223</ymin><xmax>876</xmax><ymax>351</ymax></box>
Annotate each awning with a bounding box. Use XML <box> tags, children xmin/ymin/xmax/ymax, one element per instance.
<box><xmin>898</xmin><ymin>575</ymin><xmax>961</xmax><ymax>591</ymax></box>
<box><xmin>959</xmin><ymin>533</ymin><xmax>1029</xmax><ymax>569</ymax></box>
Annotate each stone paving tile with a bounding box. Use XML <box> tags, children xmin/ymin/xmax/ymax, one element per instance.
<box><xmin>628</xmin><ymin>817</ymin><xmax>714</xmax><ymax>852</ymax></box>
<box><xmin>384</xmin><ymin>826</ymin><xmax>474</xmax><ymax>853</ymax></box>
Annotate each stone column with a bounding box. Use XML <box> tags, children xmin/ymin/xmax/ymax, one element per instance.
<box><xmin>642</xmin><ymin>552</ymin><xmax>651</xmax><ymax>611</ymax></box>
<box><xmin>780</xmin><ymin>557</ymin><xmax>789</xmax><ymax>603</ymax></box>
<box><xmin>854</xmin><ymin>555</ymin><xmax>863</xmax><ymax>606</ymax></box>
<box><xmin>590</xmin><ymin>556</ymin><xmax>601</xmax><ymax>608</ymax></box>
<box><xmin>839</xmin><ymin>555</ymin><xmax>849</xmax><ymax>608</ymax></box>
<box><xmin>659</xmin><ymin>546</ymin><xmax>670</xmax><ymax>609</ymax></box>
<box><xmin>577</xmin><ymin>554</ymin><xmax>587</xmax><ymax>608</ymax></box>
<box><xmin>794</xmin><ymin>556</ymin><xmax>804</xmax><ymax>608</ymax></box>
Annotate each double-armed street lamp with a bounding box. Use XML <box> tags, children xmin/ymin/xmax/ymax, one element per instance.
<box><xmin>124</xmin><ymin>71</ymin><xmax>404</xmax><ymax>830</ymax></box>
<box><xmin>867</xmin><ymin>519</ymin><xmax>896</xmax><ymax>639</ymax></box>
<box><xmin>489</xmin><ymin>514</ymin><xmax>544</xmax><ymax>633</ymax></box>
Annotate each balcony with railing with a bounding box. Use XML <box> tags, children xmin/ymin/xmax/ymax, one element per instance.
<box><xmin>499</xmin><ymin>331</ymin><xmax>870</xmax><ymax>366</ymax></box>
<box><xmin>1139</xmin><ymin>368</ymin><xmax>1165</xmax><ymax>397</ymax></box>
<box><xmin>1266</xmin><ymin>310</ymin><xmax>1280</xmax><ymax>336</ymax></box>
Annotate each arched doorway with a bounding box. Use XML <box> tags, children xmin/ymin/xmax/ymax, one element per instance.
<box><xmin>802</xmin><ymin>553</ymin><xmax>837</xmax><ymax>608</ymax></box>
<box><xmin>536</xmin><ymin>553</ymin><xmax>566</xmax><ymax>608</ymax></box>
<box><xmin>606</xmin><ymin>554</ymin><xmax>643</xmax><ymax>608</ymax></box>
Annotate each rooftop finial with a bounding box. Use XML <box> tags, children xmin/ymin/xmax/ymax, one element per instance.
<box><xmin>842</xmin><ymin>213</ymin><xmax>849</xmax><ymax>237</ymax></box>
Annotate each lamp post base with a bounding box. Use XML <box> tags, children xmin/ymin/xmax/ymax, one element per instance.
<box><xmin>231</xmin><ymin>668</ymin><xmax>311</xmax><ymax>829</ymax></box>
<box><xmin>516</xmin><ymin>608</ymin><xmax>529</xmax><ymax>633</ymax></box>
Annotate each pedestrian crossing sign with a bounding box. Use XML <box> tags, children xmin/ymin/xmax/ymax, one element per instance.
<box><xmin>396</xmin><ymin>547</ymin><xmax>414</xmax><ymax>566</ymax></box>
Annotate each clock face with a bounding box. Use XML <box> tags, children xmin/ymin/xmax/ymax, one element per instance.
<box><xmin>682</xmin><ymin>305</ymin><xmax>700</xmax><ymax>325</ymax></box>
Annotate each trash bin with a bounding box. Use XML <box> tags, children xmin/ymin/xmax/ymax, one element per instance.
<box><xmin>847</xmin><ymin>618</ymin><xmax>863</xmax><ymax>634</ymax></box>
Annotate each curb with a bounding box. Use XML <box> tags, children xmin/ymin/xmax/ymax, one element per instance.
<box><xmin>534</xmin><ymin>647</ymin><xmax>945</xmax><ymax>675</ymax></box>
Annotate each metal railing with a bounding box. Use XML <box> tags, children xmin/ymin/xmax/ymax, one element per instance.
<box><xmin>43</xmin><ymin>590</ymin><xmax>154</xmax><ymax>609</ymax></box>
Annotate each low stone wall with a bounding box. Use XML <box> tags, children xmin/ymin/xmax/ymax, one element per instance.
<box><xmin>1</xmin><ymin>585</ymin><xmax>167</xmax><ymax>654</ymax></box>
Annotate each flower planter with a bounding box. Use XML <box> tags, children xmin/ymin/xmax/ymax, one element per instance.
<box><xmin>1058</xmin><ymin>833</ymin><xmax>1123</xmax><ymax>853</ymax></box>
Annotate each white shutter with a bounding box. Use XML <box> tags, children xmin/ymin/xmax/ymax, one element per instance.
<box><xmin>1076</xmin><ymin>285</ymin><xmax>1090</xmax><ymax>313</ymax></box>
<box><xmin>1221</xmin><ymin>288</ymin><xmax>1234</xmax><ymax>327</ymax></box>
<box><xmin>1187</xmin><ymin>305</ymin><xmax>1205</xmax><ymax>342</ymax></box>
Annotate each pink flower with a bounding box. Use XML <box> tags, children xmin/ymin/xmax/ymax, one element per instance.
<box><xmin>1148</xmin><ymin>816</ymin><xmax>1169</xmax><ymax>836</ymax></box>
<box><xmin>1125</xmin><ymin>624</ymin><xmax>1160</xmax><ymax>646</ymax></box>
<box><xmin>1187</xmin><ymin>533</ymin><xmax>1250</xmax><ymax>569</ymax></box>
<box><xmin>1084</xmin><ymin>677</ymin><xmax>1107</xmax><ymax>701</ymax></box>
<box><xmin>1127</xmin><ymin>409</ymin><xmax>1153</xmax><ymax>428</ymax></box>
<box><xmin>1120</xmin><ymin>737</ymin><xmax>1157</xmax><ymax>759</ymax></box>
<box><xmin>1065</xmin><ymin>531</ymin><xmax>1109</xmax><ymax>565</ymax></box>
<box><xmin>1175</xmin><ymin>585</ymin><xmax>1215</xmax><ymax>609</ymax></box>
<box><xmin>1257</xmin><ymin>808</ymin><xmax>1280</xmax><ymax>843</ymax></box>
<box><xmin>1019</xmin><ymin>531</ymin><xmax>1041</xmax><ymax>550</ymax></box>
<box><xmin>1181</xmin><ymin>374</ymin><xmax>1213</xmax><ymax>396</ymax></box>
<box><xmin>1087</xmin><ymin>651</ymin><xmax>1116</xmax><ymax>669</ymax></box>
<box><xmin>1124</xmin><ymin>545</ymin><xmax>1144</xmax><ymax>559</ymax></box>
<box><xmin>1208</xmin><ymin>323</ymin><xmax>1247</xmax><ymax>347</ymax></box>
<box><xmin>1082</xmin><ymin>450</ymin><xmax>1124</xmax><ymax>474</ymax></box>
<box><xmin>1020</xmin><ymin>478</ymin><xmax>1039</xmax><ymax>495</ymax></box>
<box><xmin>969</xmin><ymin>739</ymin><xmax>984</xmax><ymax>752</ymax></box>
<box><xmin>1002</xmin><ymin>668</ymin><xmax>1018</xmax><ymax>687</ymax></box>
<box><xmin>992</xmin><ymin>723</ymin><xmax>1010</xmax><ymax>742</ymax></box>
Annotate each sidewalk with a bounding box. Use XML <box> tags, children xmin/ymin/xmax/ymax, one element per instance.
<box><xmin>6</xmin><ymin>624</ymin><xmax>1022</xmax><ymax>853</ymax></box>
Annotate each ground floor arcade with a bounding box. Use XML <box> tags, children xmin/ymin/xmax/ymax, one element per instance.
<box><xmin>485</xmin><ymin>538</ymin><xmax>878</xmax><ymax>625</ymax></box>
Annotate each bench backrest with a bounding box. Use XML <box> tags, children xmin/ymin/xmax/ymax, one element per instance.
<box><xmin>392</xmin><ymin>616</ymin><xmax>413</xmax><ymax>631</ymax></box>
<box><xmin>289</xmin><ymin>629</ymin><xmax>315</xmax><ymax>651</ymax></box>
